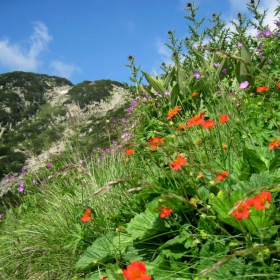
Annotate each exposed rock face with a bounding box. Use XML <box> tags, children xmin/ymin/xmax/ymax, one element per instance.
<box><xmin>0</xmin><ymin>71</ymin><xmax>132</xmax><ymax>196</ymax></box>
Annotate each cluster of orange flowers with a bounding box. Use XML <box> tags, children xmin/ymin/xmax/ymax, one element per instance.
<box><xmin>177</xmin><ymin>111</ymin><xmax>229</xmax><ymax>130</ymax></box>
<box><xmin>256</xmin><ymin>85</ymin><xmax>269</xmax><ymax>93</ymax></box>
<box><xmin>231</xmin><ymin>191</ymin><xmax>272</xmax><ymax>220</ymax></box>
<box><xmin>170</xmin><ymin>154</ymin><xmax>187</xmax><ymax>170</ymax></box>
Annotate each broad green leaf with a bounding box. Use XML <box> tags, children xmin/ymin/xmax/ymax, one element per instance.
<box><xmin>163</xmin><ymin>67</ymin><xmax>176</xmax><ymax>90</ymax></box>
<box><xmin>126</xmin><ymin>209</ymin><xmax>166</xmax><ymax>240</ymax></box>
<box><xmin>243</xmin><ymin>147</ymin><xmax>267</xmax><ymax>173</ymax></box>
<box><xmin>142</xmin><ymin>71</ymin><xmax>166</xmax><ymax>95</ymax></box>
<box><xmin>74</xmin><ymin>233</ymin><xmax>115</xmax><ymax>271</ymax></box>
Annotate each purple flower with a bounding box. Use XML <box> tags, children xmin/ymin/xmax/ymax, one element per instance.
<box><xmin>256</xmin><ymin>31</ymin><xmax>263</xmax><ymax>38</ymax></box>
<box><xmin>10</xmin><ymin>174</ymin><xmax>15</xmax><ymax>179</ymax></box>
<box><xmin>194</xmin><ymin>70</ymin><xmax>200</xmax><ymax>79</ymax></box>
<box><xmin>0</xmin><ymin>213</ymin><xmax>3</xmax><ymax>219</ymax></box>
<box><xmin>46</xmin><ymin>163</ymin><xmax>53</xmax><ymax>168</ymax></box>
<box><xmin>222</xmin><ymin>68</ymin><xmax>227</xmax><ymax>73</ymax></box>
<box><xmin>32</xmin><ymin>178</ymin><xmax>38</xmax><ymax>185</ymax></box>
<box><xmin>239</xmin><ymin>81</ymin><xmax>249</xmax><ymax>89</ymax></box>
<box><xmin>21</xmin><ymin>167</ymin><xmax>27</xmax><ymax>174</ymax></box>
<box><xmin>236</xmin><ymin>42</ymin><xmax>243</xmax><ymax>47</ymax></box>
<box><xmin>256</xmin><ymin>45</ymin><xmax>263</xmax><ymax>53</ymax></box>
<box><xmin>229</xmin><ymin>91</ymin><xmax>235</xmax><ymax>95</ymax></box>
<box><xmin>213</xmin><ymin>62</ymin><xmax>221</xmax><ymax>67</ymax></box>
<box><xmin>268</xmin><ymin>59</ymin><xmax>272</xmax><ymax>64</ymax></box>
<box><xmin>165</xmin><ymin>91</ymin><xmax>171</xmax><ymax>96</ymax></box>
<box><xmin>121</xmin><ymin>133</ymin><xmax>132</xmax><ymax>141</ymax></box>
<box><xmin>5</xmin><ymin>178</ymin><xmax>10</xmax><ymax>183</ymax></box>
<box><xmin>276</xmin><ymin>21</ymin><xmax>280</xmax><ymax>27</ymax></box>
<box><xmin>154</xmin><ymin>92</ymin><xmax>162</xmax><ymax>98</ymax></box>
<box><xmin>263</xmin><ymin>29</ymin><xmax>272</xmax><ymax>37</ymax></box>
<box><xmin>261</xmin><ymin>55</ymin><xmax>265</xmax><ymax>60</ymax></box>
<box><xmin>18</xmin><ymin>182</ymin><xmax>25</xmax><ymax>193</ymax></box>
<box><xmin>274</xmin><ymin>32</ymin><xmax>279</xmax><ymax>37</ymax></box>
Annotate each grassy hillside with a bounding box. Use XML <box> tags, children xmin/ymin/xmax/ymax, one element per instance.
<box><xmin>1</xmin><ymin>2</ymin><xmax>280</xmax><ymax>280</ymax></box>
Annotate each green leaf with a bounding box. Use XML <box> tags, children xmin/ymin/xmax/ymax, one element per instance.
<box><xmin>243</xmin><ymin>147</ymin><xmax>267</xmax><ymax>173</ymax></box>
<box><xmin>74</xmin><ymin>233</ymin><xmax>115</xmax><ymax>271</ymax></box>
<box><xmin>142</xmin><ymin>71</ymin><xmax>166</xmax><ymax>95</ymax></box>
<box><xmin>126</xmin><ymin>209</ymin><xmax>166</xmax><ymax>240</ymax></box>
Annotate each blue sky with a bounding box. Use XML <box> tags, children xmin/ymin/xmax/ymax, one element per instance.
<box><xmin>0</xmin><ymin>0</ymin><xmax>278</xmax><ymax>85</ymax></box>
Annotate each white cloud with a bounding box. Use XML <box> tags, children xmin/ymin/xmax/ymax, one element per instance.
<box><xmin>0</xmin><ymin>22</ymin><xmax>52</xmax><ymax>71</ymax></box>
<box><xmin>50</xmin><ymin>60</ymin><xmax>81</xmax><ymax>79</ymax></box>
<box><xmin>154</xmin><ymin>37</ymin><xmax>173</xmax><ymax>66</ymax></box>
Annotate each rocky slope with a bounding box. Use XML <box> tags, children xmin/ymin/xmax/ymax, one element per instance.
<box><xmin>0</xmin><ymin>71</ymin><xmax>132</xmax><ymax>196</ymax></box>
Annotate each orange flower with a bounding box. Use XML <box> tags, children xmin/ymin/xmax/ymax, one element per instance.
<box><xmin>125</xmin><ymin>149</ymin><xmax>134</xmax><ymax>156</ymax></box>
<box><xmin>219</xmin><ymin>114</ymin><xmax>230</xmax><ymax>123</ymax></box>
<box><xmin>214</xmin><ymin>170</ymin><xmax>229</xmax><ymax>182</ymax></box>
<box><xmin>148</xmin><ymin>137</ymin><xmax>165</xmax><ymax>150</ymax></box>
<box><xmin>100</xmin><ymin>277</ymin><xmax>108</xmax><ymax>280</ymax></box>
<box><xmin>192</xmin><ymin>92</ymin><xmax>199</xmax><ymax>97</ymax></box>
<box><xmin>252</xmin><ymin>191</ymin><xmax>271</xmax><ymax>210</ymax></box>
<box><xmin>170</xmin><ymin>155</ymin><xmax>187</xmax><ymax>170</ymax></box>
<box><xmin>201</xmin><ymin>119</ymin><xmax>215</xmax><ymax>129</ymax></box>
<box><xmin>81</xmin><ymin>208</ymin><xmax>91</xmax><ymax>222</ymax></box>
<box><xmin>256</xmin><ymin>86</ymin><xmax>269</xmax><ymax>93</ymax></box>
<box><xmin>197</xmin><ymin>172</ymin><xmax>204</xmax><ymax>179</ymax></box>
<box><xmin>187</xmin><ymin>111</ymin><xmax>207</xmax><ymax>127</ymax></box>
<box><xmin>177</xmin><ymin>123</ymin><xmax>188</xmax><ymax>130</ymax></box>
<box><xmin>268</xmin><ymin>138</ymin><xmax>280</xmax><ymax>150</ymax></box>
<box><xmin>231</xmin><ymin>200</ymin><xmax>252</xmax><ymax>220</ymax></box>
<box><xmin>160</xmin><ymin>207</ymin><xmax>172</xmax><ymax>218</ymax></box>
<box><xmin>277</xmin><ymin>82</ymin><xmax>280</xmax><ymax>90</ymax></box>
<box><xmin>222</xmin><ymin>143</ymin><xmax>227</xmax><ymax>150</ymax></box>
<box><xmin>166</xmin><ymin>105</ymin><xmax>181</xmax><ymax>120</ymax></box>
<box><xmin>123</xmin><ymin>261</ymin><xmax>151</xmax><ymax>280</ymax></box>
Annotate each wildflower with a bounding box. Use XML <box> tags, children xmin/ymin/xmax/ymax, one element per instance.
<box><xmin>148</xmin><ymin>137</ymin><xmax>165</xmax><ymax>150</ymax></box>
<box><xmin>166</xmin><ymin>105</ymin><xmax>181</xmax><ymax>120</ymax></box>
<box><xmin>268</xmin><ymin>138</ymin><xmax>280</xmax><ymax>150</ymax></box>
<box><xmin>256</xmin><ymin>46</ymin><xmax>264</xmax><ymax>54</ymax></box>
<box><xmin>201</xmin><ymin>119</ymin><xmax>215</xmax><ymax>129</ymax></box>
<box><xmin>46</xmin><ymin>163</ymin><xmax>53</xmax><ymax>168</ymax></box>
<box><xmin>125</xmin><ymin>149</ymin><xmax>134</xmax><ymax>156</ymax></box>
<box><xmin>170</xmin><ymin>154</ymin><xmax>187</xmax><ymax>170</ymax></box>
<box><xmin>236</xmin><ymin>42</ymin><xmax>243</xmax><ymax>47</ymax></box>
<box><xmin>160</xmin><ymin>207</ymin><xmax>172</xmax><ymax>218</ymax></box>
<box><xmin>32</xmin><ymin>178</ymin><xmax>38</xmax><ymax>185</ymax></box>
<box><xmin>222</xmin><ymin>143</ymin><xmax>228</xmax><ymax>150</ymax></box>
<box><xmin>256</xmin><ymin>86</ymin><xmax>269</xmax><ymax>93</ymax></box>
<box><xmin>18</xmin><ymin>182</ymin><xmax>25</xmax><ymax>193</ymax></box>
<box><xmin>21</xmin><ymin>167</ymin><xmax>26</xmax><ymax>174</ymax></box>
<box><xmin>5</xmin><ymin>178</ymin><xmax>10</xmax><ymax>183</ymax></box>
<box><xmin>268</xmin><ymin>59</ymin><xmax>272</xmax><ymax>64</ymax></box>
<box><xmin>177</xmin><ymin>123</ymin><xmax>188</xmax><ymax>130</ymax></box>
<box><xmin>219</xmin><ymin>114</ymin><xmax>230</xmax><ymax>123</ymax></box>
<box><xmin>222</xmin><ymin>68</ymin><xmax>227</xmax><ymax>73</ymax></box>
<box><xmin>239</xmin><ymin>81</ymin><xmax>249</xmax><ymax>89</ymax></box>
<box><xmin>194</xmin><ymin>70</ymin><xmax>201</xmax><ymax>79</ymax></box>
<box><xmin>277</xmin><ymin>82</ymin><xmax>280</xmax><ymax>90</ymax></box>
<box><xmin>192</xmin><ymin>92</ymin><xmax>199</xmax><ymax>97</ymax></box>
<box><xmin>165</xmin><ymin>91</ymin><xmax>171</xmax><ymax>96</ymax></box>
<box><xmin>187</xmin><ymin>111</ymin><xmax>207</xmax><ymax>127</ymax></box>
<box><xmin>100</xmin><ymin>277</ymin><xmax>108</xmax><ymax>280</ymax></box>
<box><xmin>253</xmin><ymin>191</ymin><xmax>272</xmax><ymax>210</ymax></box>
<box><xmin>214</xmin><ymin>170</ymin><xmax>229</xmax><ymax>182</ymax></box>
<box><xmin>0</xmin><ymin>214</ymin><xmax>3</xmax><ymax>219</ymax></box>
<box><xmin>81</xmin><ymin>208</ymin><xmax>91</xmax><ymax>222</ymax></box>
<box><xmin>197</xmin><ymin>172</ymin><xmax>204</xmax><ymax>179</ymax></box>
<box><xmin>213</xmin><ymin>62</ymin><xmax>221</xmax><ymax>67</ymax></box>
<box><xmin>122</xmin><ymin>261</ymin><xmax>151</xmax><ymax>280</ymax></box>
<box><xmin>276</xmin><ymin>21</ymin><xmax>280</xmax><ymax>27</ymax></box>
<box><xmin>231</xmin><ymin>200</ymin><xmax>252</xmax><ymax>220</ymax></box>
